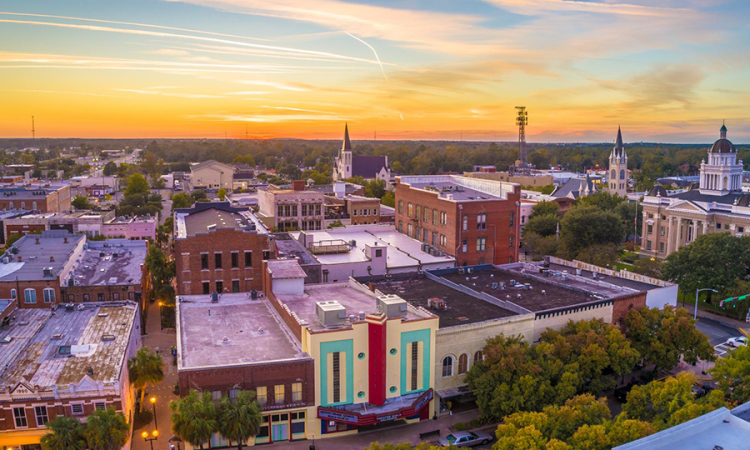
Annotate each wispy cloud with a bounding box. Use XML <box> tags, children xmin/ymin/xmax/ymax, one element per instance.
<box><xmin>241</xmin><ymin>80</ymin><xmax>310</xmax><ymax>91</ymax></box>
<box><xmin>114</xmin><ymin>88</ymin><xmax>224</xmax><ymax>98</ymax></box>
<box><xmin>2</xmin><ymin>89</ymin><xmax>122</xmax><ymax>98</ymax></box>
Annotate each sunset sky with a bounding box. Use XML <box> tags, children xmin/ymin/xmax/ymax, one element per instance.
<box><xmin>0</xmin><ymin>0</ymin><xmax>748</xmax><ymax>142</ymax></box>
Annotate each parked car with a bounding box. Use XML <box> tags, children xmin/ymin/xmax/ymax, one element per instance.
<box><xmin>438</xmin><ymin>431</ymin><xmax>493</xmax><ymax>447</ymax></box>
<box><xmin>726</xmin><ymin>337</ymin><xmax>747</xmax><ymax>348</ymax></box>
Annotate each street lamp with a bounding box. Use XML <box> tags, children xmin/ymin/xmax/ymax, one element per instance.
<box><xmin>695</xmin><ymin>288</ymin><xmax>719</xmax><ymax>320</ymax></box>
<box><xmin>150</xmin><ymin>395</ymin><xmax>158</xmax><ymax>430</ymax></box>
<box><xmin>142</xmin><ymin>429</ymin><xmax>159</xmax><ymax>450</ymax></box>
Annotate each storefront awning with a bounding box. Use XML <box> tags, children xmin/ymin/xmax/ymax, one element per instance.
<box><xmin>318</xmin><ymin>389</ymin><xmax>433</xmax><ymax>426</ymax></box>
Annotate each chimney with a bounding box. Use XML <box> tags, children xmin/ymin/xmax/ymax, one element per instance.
<box><xmin>17</xmin><ymin>256</ymin><xmax>22</xmax><ymax>262</ymax></box>
<box><xmin>291</xmin><ymin>180</ymin><xmax>305</xmax><ymax>191</ymax></box>
<box><xmin>50</xmin><ymin>256</ymin><xmax>55</xmax><ymax>262</ymax></box>
<box><xmin>64</xmin><ymin>237</ymin><xmax>68</xmax><ymax>244</ymax></box>
<box><xmin>35</xmin><ymin>238</ymin><xmax>40</xmax><ymax>245</ymax></box>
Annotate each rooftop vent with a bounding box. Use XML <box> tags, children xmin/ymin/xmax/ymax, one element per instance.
<box><xmin>101</xmin><ymin>334</ymin><xmax>115</xmax><ymax>342</ymax></box>
<box><xmin>316</xmin><ymin>300</ymin><xmax>347</xmax><ymax>327</ymax></box>
<box><xmin>97</xmin><ymin>313</ymin><xmax>109</xmax><ymax>318</ymax></box>
<box><xmin>1</xmin><ymin>336</ymin><xmax>13</xmax><ymax>344</ymax></box>
<box><xmin>86</xmin><ymin>367</ymin><xmax>94</xmax><ymax>376</ymax></box>
<box><xmin>427</xmin><ymin>297</ymin><xmax>447</xmax><ymax>310</ymax></box>
<box><xmin>377</xmin><ymin>295</ymin><xmax>408</xmax><ymax>319</ymax></box>
<box><xmin>51</xmin><ymin>334</ymin><xmax>63</xmax><ymax>340</ymax></box>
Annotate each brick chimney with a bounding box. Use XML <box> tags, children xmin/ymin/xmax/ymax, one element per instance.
<box><xmin>291</xmin><ymin>180</ymin><xmax>305</xmax><ymax>191</ymax></box>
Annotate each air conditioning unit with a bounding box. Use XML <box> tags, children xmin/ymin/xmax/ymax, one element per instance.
<box><xmin>316</xmin><ymin>301</ymin><xmax>347</xmax><ymax>327</ymax></box>
<box><xmin>377</xmin><ymin>295</ymin><xmax>408</xmax><ymax>319</ymax></box>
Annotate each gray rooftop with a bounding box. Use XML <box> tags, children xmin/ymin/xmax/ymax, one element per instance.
<box><xmin>546</xmin><ymin>262</ymin><xmax>657</xmax><ymax>291</ymax></box>
<box><xmin>67</xmin><ymin>239</ymin><xmax>147</xmax><ymax>287</ymax></box>
<box><xmin>0</xmin><ymin>231</ymin><xmax>86</xmax><ymax>282</ymax></box>
<box><xmin>0</xmin><ymin>302</ymin><xmax>138</xmax><ymax>390</ymax></box>
<box><xmin>175</xmin><ymin>203</ymin><xmax>268</xmax><ymax>238</ymax></box>
<box><xmin>273</xmin><ymin>233</ymin><xmax>319</xmax><ymax>266</ymax></box>
<box><xmin>267</xmin><ymin>259</ymin><xmax>307</xmax><ymax>279</ymax></box>
<box><xmin>177</xmin><ymin>293</ymin><xmax>308</xmax><ymax>370</ymax></box>
<box><xmin>398</xmin><ymin>175</ymin><xmax>516</xmax><ymax>202</ymax></box>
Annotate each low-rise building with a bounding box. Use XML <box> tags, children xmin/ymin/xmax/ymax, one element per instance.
<box><xmin>190</xmin><ymin>160</ymin><xmax>236</xmax><ymax>190</ymax></box>
<box><xmin>257</xmin><ymin>181</ymin><xmax>325</xmax><ymax>232</ymax></box>
<box><xmin>101</xmin><ymin>215</ymin><xmax>157</xmax><ymax>240</ymax></box>
<box><xmin>0</xmin><ymin>183</ymin><xmax>72</xmax><ymax>213</ymax></box>
<box><xmin>174</xmin><ymin>202</ymin><xmax>275</xmax><ymax>295</ymax></box>
<box><xmin>0</xmin><ymin>300</ymin><xmax>141</xmax><ymax>448</ymax></box>
<box><xmin>3</xmin><ymin>210</ymin><xmax>116</xmax><ymax>242</ymax></box>
<box><xmin>464</xmin><ymin>170</ymin><xmax>554</xmax><ymax>188</ymax></box>
<box><xmin>176</xmin><ymin>290</ymin><xmax>315</xmax><ymax>446</ymax></box>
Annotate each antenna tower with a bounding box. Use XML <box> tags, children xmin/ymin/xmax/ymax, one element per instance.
<box><xmin>515</xmin><ymin>106</ymin><xmax>528</xmax><ymax>163</ymax></box>
<box><xmin>31</xmin><ymin>116</ymin><xmax>35</xmax><ymax>139</ymax></box>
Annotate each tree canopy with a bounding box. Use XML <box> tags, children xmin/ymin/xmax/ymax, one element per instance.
<box><xmin>710</xmin><ymin>343</ymin><xmax>750</xmax><ymax>405</ymax></box>
<box><xmin>71</xmin><ymin>194</ymin><xmax>93</xmax><ymax>210</ymax></box>
<box><xmin>559</xmin><ymin>205</ymin><xmax>625</xmax><ymax>259</ymax></box>
<box><xmin>124</xmin><ymin>173</ymin><xmax>150</xmax><ymax>197</ymax></box>
<box><xmin>128</xmin><ymin>348</ymin><xmax>164</xmax><ymax>412</ymax></box>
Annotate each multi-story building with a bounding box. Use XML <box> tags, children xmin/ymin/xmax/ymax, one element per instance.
<box><xmin>3</xmin><ymin>210</ymin><xmax>116</xmax><ymax>242</ymax></box>
<box><xmin>189</xmin><ymin>160</ymin><xmax>236</xmax><ymax>190</ymax></box>
<box><xmin>257</xmin><ymin>181</ymin><xmax>325</xmax><ymax>232</ymax></box>
<box><xmin>394</xmin><ymin>175</ymin><xmax>521</xmax><ymax>266</ymax></box>
<box><xmin>640</xmin><ymin>123</ymin><xmax>747</xmax><ymax>258</ymax></box>
<box><xmin>0</xmin><ymin>183</ymin><xmax>71</xmax><ymax>213</ymax></box>
<box><xmin>174</xmin><ymin>202</ymin><xmax>275</xmax><ymax>295</ymax></box>
<box><xmin>176</xmin><ymin>288</ymin><xmax>315</xmax><ymax>446</ymax></box>
<box><xmin>101</xmin><ymin>215</ymin><xmax>157</xmax><ymax>240</ymax></box>
<box><xmin>464</xmin><ymin>169</ymin><xmax>554</xmax><ymax>189</ymax></box>
<box><xmin>0</xmin><ymin>300</ymin><xmax>141</xmax><ymax>449</ymax></box>
<box><xmin>263</xmin><ymin>261</ymin><xmax>439</xmax><ymax>438</ymax></box>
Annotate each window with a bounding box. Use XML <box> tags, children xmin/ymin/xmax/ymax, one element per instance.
<box><xmin>440</xmin><ymin>235</ymin><xmax>446</xmax><ymax>247</ymax></box>
<box><xmin>112</xmin><ymin>292</ymin><xmax>120</xmax><ymax>301</ymax></box>
<box><xmin>431</xmin><ymin>232</ymin><xmax>437</xmax><ymax>246</ymax></box>
<box><xmin>24</xmin><ymin>288</ymin><xmax>36</xmax><ymax>304</ymax></box>
<box><xmin>202</xmin><ymin>282</ymin><xmax>210</xmax><ymax>295</ymax></box>
<box><xmin>216</xmin><ymin>281</ymin><xmax>223</xmax><ymax>293</ymax></box>
<box><xmin>440</xmin><ymin>211</ymin><xmax>447</xmax><ymax>225</ymax></box>
<box><xmin>407</xmin><ymin>223</ymin><xmax>413</xmax><ymax>237</ymax></box>
<box><xmin>462</xmin><ymin>215</ymin><xmax>468</xmax><ymax>231</ymax></box>
<box><xmin>458</xmin><ymin>354</ymin><xmax>468</xmax><ymax>374</ymax></box>
<box><xmin>740</xmin><ymin>227</ymin><xmax>745</xmax><ymax>233</ymax></box>
<box><xmin>10</xmin><ymin>288</ymin><xmax>16</xmax><ymax>299</ymax></box>
<box><xmin>647</xmin><ymin>225</ymin><xmax>653</xmax><ymax>235</ymax></box>
<box><xmin>257</xmin><ymin>386</ymin><xmax>267</xmax><ymax>405</ymax></box>
<box><xmin>245</xmin><ymin>251</ymin><xmax>253</xmax><ymax>267</ymax></box>
<box><xmin>473</xmin><ymin>350</ymin><xmax>484</xmax><ymax>365</ymax></box>
<box><xmin>201</xmin><ymin>253</ymin><xmax>209</xmax><ymax>270</ymax></box>
<box><xmin>353</xmin><ymin>209</ymin><xmax>358</xmax><ymax>217</ymax></box>
<box><xmin>71</xmin><ymin>404</ymin><xmax>84</xmax><ymax>415</ymax></box>
<box><xmin>423</xmin><ymin>207</ymin><xmax>429</xmax><ymax>221</ymax></box>
<box><xmin>231</xmin><ymin>252</ymin><xmax>239</xmax><ymax>268</ymax></box>
<box><xmin>660</xmin><ymin>226</ymin><xmax>665</xmax><ymax>236</ymax></box>
<box><xmin>13</xmin><ymin>407</ymin><xmax>27</xmax><ymax>428</ymax></box>
<box><xmin>477</xmin><ymin>237</ymin><xmax>486</xmax><ymax>252</ymax></box>
<box><xmin>43</xmin><ymin>288</ymin><xmax>55</xmax><ymax>304</ymax></box>
<box><xmin>416</xmin><ymin>205</ymin><xmax>421</xmax><ymax>221</ymax></box>
<box><xmin>83</xmin><ymin>293</ymin><xmax>90</xmax><ymax>302</ymax></box>
<box><xmin>462</xmin><ymin>239</ymin><xmax>468</xmax><ymax>252</ymax></box>
<box><xmin>442</xmin><ymin>356</ymin><xmax>453</xmax><ymax>377</ymax></box>
<box><xmin>232</xmin><ymin>280</ymin><xmax>240</xmax><ymax>293</ymax></box>
<box><xmin>509</xmin><ymin>211</ymin><xmax>515</xmax><ymax>227</ymax></box>
<box><xmin>646</xmin><ymin>240</ymin><xmax>652</xmax><ymax>250</ymax></box>
<box><xmin>35</xmin><ymin>406</ymin><xmax>49</xmax><ymax>426</ymax></box>
<box><xmin>375</xmin><ymin>249</ymin><xmax>383</xmax><ymax>257</ymax></box>
<box><xmin>717</xmin><ymin>223</ymin><xmax>722</xmax><ymax>229</ymax></box>
<box><xmin>398</xmin><ymin>200</ymin><xmax>403</xmax><ymax>214</ymax></box>
<box><xmin>433</xmin><ymin>210</ymin><xmax>438</xmax><ymax>225</ymax></box>
<box><xmin>332</xmin><ymin>352</ymin><xmax>341</xmax><ymax>403</ymax></box>
<box><xmin>477</xmin><ymin>213</ymin><xmax>486</xmax><ymax>230</ymax></box>
<box><xmin>407</xmin><ymin>203</ymin><xmax>413</xmax><ymax>218</ymax></box>
<box><xmin>263</xmin><ymin>251</ymin><xmax>271</xmax><ymax>260</ymax></box>
<box><xmin>277</xmin><ymin>205</ymin><xmax>284</xmax><ymax>217</ymax></box>
<box><xmin>509</xmin><ymin>234</ymin><xmax>514</xmax><ymax>248</ymax></box>
<box><xmin>660</xmin><ymin>242</ymin><xmax>665</xmax><ymax>253</ymax></box>
<box><xmin>94</xmin><ymin>402</ymin><xmax>106</xmax><ymax>411</ymax></box>
<box><xmin>98</xmin><ymin>293</ymin><xmax>105</xmax><ymax>301</ymax></box>
<box><xmin>398</xmin><ymin>221</ymin><xmax>403</xmax><ymax>233</ymax></box>
<box><xmin>229</xmin><ymin>388</ymin><xmax>239</xmax><ymax>404</ymax></box>
<box><xmin>215</xmin><ymin>253</ymin><xmax>223</xmax><ymax>269</ymax></box>
<box><xmin>292</xmin><ymin>382</ymin><xmax>302</xmax><ymax>402</ymax></box>
<box><xmin>411</xmin><ymin>341</ymin><xmax>419</xmax><ymax>391</ymax></box>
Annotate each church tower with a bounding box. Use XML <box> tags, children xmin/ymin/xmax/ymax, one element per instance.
<box><xmin>334</xmin><ymin>123</ymin><xmax>353</xmax><ymax>181</ymax></box>
<box><xmin>608</xmin><ymin>126</ymin><xmax>629</xmax><ymax>197</ymax></box>
<box><xmin>698</xmin><ymin>121</ymin><xmax>743</xmax><ymax>195</ymax></box>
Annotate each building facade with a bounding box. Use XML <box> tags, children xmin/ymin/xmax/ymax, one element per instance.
<box><xmin>257</xmin><ymin>181</ymin><xmax>325</xmax><ymax>232</ymax></box>
<box><xmin>333</xmin><ymin>125</ymin><xmax>390</xmax><ymax>184</ymax></box>
<box><xmin>101</xmin><ymin>215</ymin><xmax>157</xmax><ymax>240</ymax></box>
<box><xmin>608</xmin><ymin>127</ymin><xmax>629</xmax><ymax>197</ymax></box>
<box><xmin>0</xmin><ymin>184</ymin><xmax>71</xmax><ymax>213</ymax></box>
<box><xmin>190</xmin><ymin>160</ymin><xmax>236</xmax><ymax>190</ymax></box>
<box><xmin>640</xmin><ymin>123</ymin><xmax>747</xmax><ymax>258</ymax></box>
<box><xmin>394</xmin><ymin>175</ymin><xmax>521</xmax><ymax>266</ymax></box>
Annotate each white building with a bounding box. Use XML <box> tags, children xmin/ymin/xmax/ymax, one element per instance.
<box><xmin>608</xmin><ymin>126</ymin><xmax>629</xmax><ymax>197</ymax></box>
<box><xmin>333</xmin><ymin>124</ymin><xmax>390</xmax><ymax>184</ymax></box>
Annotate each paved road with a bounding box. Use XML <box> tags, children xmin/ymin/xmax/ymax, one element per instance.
<box><xmin>696</xmin><ymin>316</ymin><xmax>741</xmax><ymax>345</ymax></box>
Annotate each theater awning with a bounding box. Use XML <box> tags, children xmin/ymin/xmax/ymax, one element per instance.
<box><xmin>317</xmin><ymin>389</ymin><xmax>433</xmax><ymax>426</ymax></box>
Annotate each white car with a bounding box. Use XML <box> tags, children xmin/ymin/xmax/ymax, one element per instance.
<box><xmin>726</xmin><ymin>337</ymin><xmax>747</xmax><ymax>348</ymax></box>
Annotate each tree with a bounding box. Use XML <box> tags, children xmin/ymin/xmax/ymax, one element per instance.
<box><xmin>41</xmin><ymin>416</ymin><xmax>87</xmax><ymax>450</ymax></box>
<box><xmin>631</xmin><ymin>258</ymin><xmax>662</xmax><ymax>278</ymax></box>
<box><xmin>710</xmin><ymin>343</ymin><xmax>750</xmax><ymax>404</ymax></box>
<box><xmin>624</xmin><ymin>305</ymin><xmax>714</xmax><ymax>372</ymax></box>
<box><xmin>128</xmin><ymin>348</ymin><xmax>164</xmax><ymax>412</ymax></box>
<box><xmin>146</xmin><ymin>244</ymin><xmax>176</xmax><ymax>301</ymax></box>
<box><xmin>662</xmin><ymin>233</ymin><xmax>750</xmax><ymax>298</ymax></box>
<box><xmin>102</xmin><ymin>161</ymin><xmax>117</xmax><ymax>176</ymax></box>
<box><xmin>125</xmin><ymin>173</ymin><xmax>150</xmax><ymax>197</ymax></box>
<box><xmin>524</xmin><ymin>214</ymin><xmax>559</xmax><ymax>238</ymax></box>
<box><xmin>523</xmin><ymin>233</ymin><xmax>559</xmax><ymax>259</ymax></box>
<box><xmin>574</xmin><ymin>243</ymin><xmax>620</xmax><ymax>268</ymax></box>
<box><xmin>171</xmin><ymin>390</ymin><xmax>218</xmax><ymax>450</ymax></box>
<box><xmin>218</xmin><ymin>188</ymin><xmax>227</xmax><ymax>201</ymax></box>
<box><xmin>559</xmin><ymin>205</ymin><xmax>625</xmax><ymax>259</ymax></box>
<box><xmin>172</xmin><ymin>193</ymin><xmax>195</xmax><ymax>210</ymax></box>
<box><xmin>233</xmin><ymin>154</ymin><xmax>256</xmax><ymax>167</ymax></box>
<box><xmin>530</xmin><ymin>201</ymin><xmax>559</xmax><ymax>220</ymax></box>
<box><xmin>71</xmin><ymin>195</ymin><xmax>93</xmax><ymax>210</ymax></box>
<box><xmin>84</xmin><ymin>408</ymin><xmax>129</xmax><ymax>450</ymax></box>
<box><xmin>279</xmin><ymin>164</ymin><xmax>301</xmax><ymax>180</ymax></box>
<box><xmin>381</xmin><ymin>191</ymin><xmax>395</xmax><ymax>207</ymax></box>
<box><xmin>218</xmin><ymin>391</ymin><xmax>263</xmax><ymax>450</ymax></box>
<box><xmin>365</xmin><ymin>179</ymin><xmax>386</xmax><ymax>199</ymax></box>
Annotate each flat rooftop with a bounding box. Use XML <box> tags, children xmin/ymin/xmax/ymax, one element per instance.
<box><xmin>273</xmin><ymin>234</ymin><xmax>318</xmax><ymax>266</ymax></box>
<box><xmin>370</xmin><ymin>276</ymin><xmax>517</xmax><ymax>328</ymax></box>
<box><xmin>274</xmin><ymin>282</ymin><xmax>433</xmax><ymax>332</ymax></box>
<box><xmin>178</xmin><ymin>293</ymin><xmax>307</xmax><ymax>370</ymax></box>
<box><xmin>0</xmin><ymin>302</ymin><xmax>138</xmax><ymax>390</ymax></box>
<box><xmin>175</xmin><ymin>204</ymin><xmax>268</xmax><ymax>238</ymax></box>
<box><xmin>0</xmin><ymin>232</ymin><xmax>85</xmax><ymax>282</ymax></box>
<box><xmin>546</xmin><ymin>262</ymin><xmax>658</xmax><ymax>291</ymax></box>
<box><xmin>438</xmin><ymin>265</ymin><xmax>636</xmax><ymax>313</ymax></box>
<box><xmin>68</xmin><ymin>240</ymin><xmax>147</xmax><ymax>287</ymax></box>
<box><xmin>398</xmin><ymin>175</ymin><xmax>516</xmax><ymax>202</ymax></box>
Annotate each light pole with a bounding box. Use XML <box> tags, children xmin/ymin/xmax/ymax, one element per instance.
<box><xmin>150</xmin><ymin>395</ymin><xmax>158</xmax><ymax>430</ymax></box>
<box><xmin>142</xmin><ymin>429</ymin><xmax>159</xmax><ymax>450</ymax></box>
<box><xmin>169</xmin><ymin>435</ymin><xmax>183</xmax><ymax>450</ymax></box>
<box><xmin>695</xmin><ymin>288</ymin><xmax>719</xmax><ymax>320</ymax></box>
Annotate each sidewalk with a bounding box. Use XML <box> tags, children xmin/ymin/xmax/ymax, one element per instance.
<box><xmin>696</xmin><ymin>309</ymin><xmax>749</xmax><ymax>330</ymax></box>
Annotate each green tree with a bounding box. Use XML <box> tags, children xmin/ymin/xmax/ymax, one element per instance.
<box><xmin>41</xmin><ymin>416</ymin><xmax>87</xmax><ymax>450</ymax></box>
<box><xmin>605</xmin><ymin>418</ymin><xmax>656</xmax><ymax>448</ymax></box>
<box><xmin>530</xmin><ymin>201</ymin><xmax>559</xmax><ymax>220</ymax></box>
<box><xmin>172</xmin><ymin>193</ymin><xmax>195</xmax><ymax>210</ymax></box>
<box><xmin>171</xmin><ymin>390</ymin><xmax>218</xmax><ymax>450</ymax></box>
<box><xmin>523</xmin><ymin>233</ymin><xmax>559</xmax><ymax>259</ymax></box>
<box><xmin>365</xmin><ymin>179</ymin><xmax>387</xmax><ymax>199</ymax></box>
<box><xmin>218</xmin><ymin>391</ymin><xmax>263</xmax><ymax>450</ymax></box>
<box><xmin>125</xmin><ymin>173</ymin><xmax>150</xmax><ymax>197</ymax></box>
<box><xmin>559</xmin><ymin>205</ymin><xmax>625</xmax><ymax>259</ymax></box>
<box><xmin>233</xmin><ymin>154</ymin><xmax>256</xmax><ymax>166</ymax></box>
<box><xmin>624</xmin><ymin>305</ymin><xmax>714</xmax><ymax>372</ymax></box>
<box><xmin>662</xmin><ymin>233</ymin><xmax>750</xmax><ymax>299</ymax></box>
<box><xmin>128</xmin><ymin>348</ymin><xmax>164</xmax><ymax>412</ymax></box>
<box><xmin>217</xmin><ymin>188</ymin><xmax>227</xmax><ymax>201</ymax></box>
<box><xmin>710</xmin><ymin>343</ymin><xmax>750</xmax><ymax>404</ymax></box>
<box><xmin>102</xmin><ymin>161</ymin><xmax>118</xmax><ymax>176</ymax></box>
<box><xmin>71</xmin><ymin>194</ymin><xmax>93</xmax><ymax>210</ymax></box>
<box><xmin>391</xmin><ymin>160</ymin><xmax>405</xmax><ymax>173</ymax></box>
<box><xmin>146</xmin><ymin>244</ymin><xmax>176</xmax><ymax>301</ymax></box>
<box><xmin>381</xmin><ymin>191</ymin><xmax>395</xmax><ymax>207</ymax></box>
<box><xmin>631</xmin><ymin>257</ymin><xmax>662</xmax><ymax>278</ymax></box>
<box><xmin>574</xmin><ymin>243</ymin><xmax>620</xmax><ymax>268</ymax></box>
<box><xmin>84</xmin><ymin>408</ymin><xmax>129</xmax><ymax>450</ymax></box>
<box><xmin>524</xmin><ymin>214</ymin><xmax>559</xmax><ymax>238</ymax></box>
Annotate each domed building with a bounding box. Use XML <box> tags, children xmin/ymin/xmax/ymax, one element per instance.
<box><xmin>640</xmin><ymin>123</ymin><xmax>748</xmax><ymax>258</ymax></box>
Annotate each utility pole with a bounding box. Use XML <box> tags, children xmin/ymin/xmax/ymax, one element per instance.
<box><xmin>515</xmin><ymin>106</ymin><xmax>528</xmax><ymax>164</ymax></box>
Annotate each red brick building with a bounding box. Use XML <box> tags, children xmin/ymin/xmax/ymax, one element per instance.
<box><xmin>174</xmin><ymin>202</ymin><xmax>275</xmax><ymax>295</ymax></box>
<box><xmin>394</xmin><ymin>175</ymin><xmax>521</xmax><ymax>266</ymax></box>
<box><xmin>0</xmin><ymin>184</ymin><xmax>71</xmax><ymax>213</ymax></box>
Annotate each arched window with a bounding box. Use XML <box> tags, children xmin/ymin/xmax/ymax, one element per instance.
<box><xmin>20</xmin><ymin>202</ymin><xmax>25</xmax><ymax>210</ymax></box>
<box><xmin>458</xmin><ymin>354</ymin><xmax>469</xmax><ymax>374</ymax></box>
<box><xmin>611</xmin><ymin>170</ymin><xmax>616</xmax><ymax>179</ymax></box>
<box><xmin>442</xmin><ymin>356</ymin><xmax>453</xmax><ymax>377</ymax></box>
<box><xmin>620</xmin><ymin>169</ymin><xmax>625</xmax><ymax>179</ymax></box>
<box><xmin>474</xmin><ymin>351</ymin><xmax>484</xmax><ymax>365</ymax></box>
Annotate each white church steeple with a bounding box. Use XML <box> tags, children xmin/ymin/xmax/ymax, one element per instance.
<box><xmin>608</xmin><ymin>126</ymin><xmax>629</xmax><ymax>197</ymax></box>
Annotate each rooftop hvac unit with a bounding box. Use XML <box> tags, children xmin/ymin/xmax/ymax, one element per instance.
<box><xmin>458</xmin><ymin>268</ymin><xmax>465</xmax><ymax>275</ymax></box>
<box><xmin>211</xmin><ymin>292</ymin><xmax>219</xmax><ymax>303</ymax></box>
<box><xmin>427</xmin><ymin>297</ymin><xmax>447</xmax><ymax>310</ymax></box>
<box><xmin>467</xmin><ymin>267</ymin><xmax>473</xmax><ymax>274</ymax></box>
<box><xmin>316</xmin><ymin>301</ymin><xmax>347</xmax><ymax>327</ymax></box>
<box><xmin>377</xmin><ymin>295</ymin><xmax>408</xmax><ymax>319</ymax></box>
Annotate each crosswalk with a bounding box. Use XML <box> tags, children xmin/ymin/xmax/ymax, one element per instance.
<box><xmin>714</xmin><ymin>343</ymin><xmax>730</xmax><ymax>358</ymax></box>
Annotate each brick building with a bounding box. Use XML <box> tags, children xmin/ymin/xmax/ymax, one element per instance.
<box><xmin>0</xmin><ymin>183</ymin><xmax>71</xmax><ymax>213</ymax></box>
<box><xmin>257</xmin><ymin>181</ymin><xmax>325</xmax><ymax>232</ymax></box>
<box><xmin>174</xmin><ymin>202</ymin><xmax>275</xmax><ymax>295</ymax></box>
<box><xmin>2</xmin><ymin>210</ymin><xmax>116</xmax><ymax>243</ymax></box>
<box><xmin>176</xmin><ymin>290</ymin><xmax>315</xmax><ymax>445</ymax></box>
<box><xmin>0</xmin><ymin>300</ymin><xmax>141</xmax><ymax>449</ymax></box>
<box><xmin>394</xmin><ymin>175</ymin><xmax>521</xmax><ymax>266</ymax></box>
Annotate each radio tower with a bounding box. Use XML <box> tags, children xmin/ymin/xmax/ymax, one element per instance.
<box><xmin>31</xmin><ymin>116</ymin><xmax>35</xmax><ymax>139</ymax></box>
<box><xmin>515</xmin><ymin>106</ymin><xmax>528</xmax><ymax>164</ymax></box>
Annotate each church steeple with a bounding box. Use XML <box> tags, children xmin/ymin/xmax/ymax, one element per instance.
<box><xmin>342</xmin><ymin>123</ymin><xmax>352</xmax><ymax>151</ymax></box>
<box><xmin>608</xmin><ymin>126</ymin><xmax>628</xmax><ymax>197</ymax></box>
